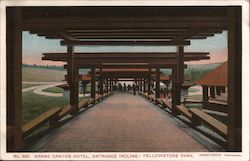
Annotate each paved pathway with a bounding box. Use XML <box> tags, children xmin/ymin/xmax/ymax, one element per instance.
<box><xmin>22</xmin><ymin>82</ymin><xmax>87</xmax><ymax>97</ymax></box>
<box><xmin>38</xmin><ymin>93</ymin><xmax>208</xmax><ymax>152</ymax></box>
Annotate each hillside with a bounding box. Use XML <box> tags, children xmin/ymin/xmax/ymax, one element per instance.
<box><xmin>162</xmin><ymin>62</ymin><xmax>223</xmax><ymax>82</ymax></box>
<box><xmin>22</xmin><ymin>67</ymin><xmax>66</xmax><ymax>82</ymax></box>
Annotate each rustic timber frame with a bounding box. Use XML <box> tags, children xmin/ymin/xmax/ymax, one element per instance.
<box><xmin>6</xmin><ymin>6</ymin><xmax>241</xmax><ymax>151</ymax></box>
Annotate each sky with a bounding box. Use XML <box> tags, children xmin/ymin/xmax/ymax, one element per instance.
<box><xmin>22</xmin><ymin>31</ymin><xmax>228</xmax><ymax>66</ymax></box>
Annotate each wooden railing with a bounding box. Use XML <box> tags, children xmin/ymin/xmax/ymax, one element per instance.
<box><xmin>19</xmin><ymin>91</ymin><xmax>114</xmax><ymax>138</ymax></box>
<box><xmin>139</xmin><ymin>94</ymin><xmax>228</xmax><ymax>141</ymax></box>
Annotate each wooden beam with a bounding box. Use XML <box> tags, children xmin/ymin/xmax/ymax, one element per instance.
<box><xmin>91</xmin><ymin>67</ymin><xmax>96</xmax><ymax>101</ymax></box>
<box><xmin>66</xmin><ymin>28</ymin><xmax>188</xmax><ymax>33</ymax></box>
<box><xmin>227</xmin><ymin>7</ymin><xmax>242</xmax><ymax>151</ymax></box>
<box><xmin>100</xmin><ymin>68</ymin><xmax>103</xmax><ymax>95</ymax></box>
<box><xmin>69</xmin><ymin>35</ymin><xmax>208</xmax><ymax>40</ymax></box>
<box><xmin>6</xmin><ymin>7</ymin><xmax>22</xmax><ymax>151</ymax></box>
<box><xmin>42</xmin><ymin>52</ymin><xmax>210</xmax><ymax>63</ymax></box>
<box><xmin>155</xmin><ymin>68</ymin><xmax>160</xmax><ymax>99</ymax></box>
<box><xmin>43</xmin><ymin>52</ymin><xmax>209</xmax><ymax>58</ymax></box>
<box><xmin>60</xmin><ymin>40</ymin><xmax>190</xmax><ymax>46</ymax></box>
<box><xmin>67</xmin><ymin>46</ymin><xmax>79</xmax><ymax>114</ymax></box>
<box><xmin>148</xmin><ymin>68</ymin><xmax>152</xmax><ymax>96</ymax></box>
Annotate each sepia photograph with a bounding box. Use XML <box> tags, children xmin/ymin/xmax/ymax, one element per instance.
<box><xmin>0</xmin><ymin>0</ymin><xmax>249</xmax><ymax>160</ymax></box>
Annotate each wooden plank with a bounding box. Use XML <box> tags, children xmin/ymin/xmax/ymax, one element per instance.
<box><xmin>88</xmin><ymin>98</ymin><xmax>95</xmax><ymax>105</ymax></box>
<box><xmin>156</xmin><ymin>98</ymin><xmax>163</xmax><ymax>105</ymax></box>
<box><xmin>176</xmin><ymin>105</ymin><xmax>192</xmax><ymax>119</ymax></box>
<box><xmin>184</xmin><ymin>98</ymin><xmax>203</xmax><ymax>104</ymax></box>
<box><xmin>22</xmin><ymin>107</ymin><xmax>62</xmax><ymax>137</ymax></box>
<box><xmin>78</xmin><ymin>99</ymin><xmax>90</xmax><ymax>109</ymax></box>
<box><xmin>189</xmin><ymin>108</ymin><xmax>227</xmax><ymax>139</ymax></box>
<box><xmin>61</xmin><ymin>40</ymin><xmax>190</xmax><ymax>46</ymax></box>
<box><xmin>58</xmin><ymin>105</ymin><xmax>72</xmax><ymax>119</ymax></box>
<box><xmin>204</xmin><ymin>102</ymin><xmax>228</xmax><ymax>113</ymax></box>
<box><xmin>161</xmin><ymin>98</ymin><xmax>172</xmax><ymax>110</ymax></box>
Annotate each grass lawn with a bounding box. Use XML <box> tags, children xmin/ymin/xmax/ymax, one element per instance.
<box><xmin>22</xmin><ymin>67</ymin><xmax>66</xmax><ymax>82</ymax></box>
<box><xmin>22</xmin><ymin>83</ymin><xmax>42</xmax><ymax>89</ymax></box>
<box><xmin>22</xmin><ymin>91</ymin><xmax>69</xmax><ymax>124</ymax></box>
<box><xmin>43</xmin><ymin>87</ymin><xmax>64</xmax><ymax>93</ymax></box>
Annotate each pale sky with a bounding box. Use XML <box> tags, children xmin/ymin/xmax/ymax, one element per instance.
<box><xmin>22</xmin><ymin>31</ymin><xmax>227</xmax><ymax>66</ymax></box>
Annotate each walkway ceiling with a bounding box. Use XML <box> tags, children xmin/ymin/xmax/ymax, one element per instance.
<box><xmin>22</xmin><ymin>6</ymin><xmax>226</xmax><ymax>43</ymax></box>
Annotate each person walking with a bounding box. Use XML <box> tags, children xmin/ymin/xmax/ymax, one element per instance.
<box><xmin>132</xmin><ymin>83</ymin><xmax>136</xmax><ymax>95</ymax></box>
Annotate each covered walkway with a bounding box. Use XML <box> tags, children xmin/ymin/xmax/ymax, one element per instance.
<box><xmin>34</xmin><ymin>93</ymin><xmax>220</xmax><ymax>152</ymax></box>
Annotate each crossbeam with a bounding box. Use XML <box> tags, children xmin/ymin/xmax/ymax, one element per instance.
<box><xmin>60</xmin><ymin>40</ymin><xmax>190</xmax><ymax>46</ymax></box>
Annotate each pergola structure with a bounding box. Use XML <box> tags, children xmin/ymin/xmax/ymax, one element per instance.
<box><xmin>6</xmin><ymin>7</ymin><xmax>241</xmax><ymax>151</ymax></box>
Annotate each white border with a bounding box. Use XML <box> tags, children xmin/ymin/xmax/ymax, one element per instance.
<box><xmin>0</xmin><ymin>0</ymin><xmax>249</xmax><ymax>160</ymax></box>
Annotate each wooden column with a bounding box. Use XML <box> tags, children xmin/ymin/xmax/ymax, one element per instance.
<box><xmin>221</xmin><ymin>86</ymin><xmax>226</xmax><ymax>93</ymax></box>
<box><xmin>143</xmin><ymin>78</ymin><xmax>146</xmax><ymax>93</ymax></box>
<box><xmin>202</xmin><ymin>85</ymin><xmax>209</xmax><ymax>108</ymax></box>
<box><xmin>148</xmin><ymin>68</ymin><xmax>152</xmax><ymax>96</ymax></box>
<box><xmin>140</xmin><ymin>78</ymin><xmax>143</xmax><ymax>91</ymax></box>
<box><xmin>216</xmin><ymin>86</ymin><xmax>221</xmax><ymax>96</ymax></box>
<box><xmin>156</xmin><ymin>68</ymin><xmax>160</xmax><ymax>98</ymax></box>
<box><xmin>6</xmin><ymin>7</ymin><xmax>22</xmax><ymax>151</ymax></box>
<box><xmin>210</xmin><ymin>86</ymin><xmax>215</xmax><ymax>98</ymax></box>
<box><xmin>91</xmin><ymin>67</ymin><xmax>96</xmax><ymax>101</ymax></box>
<box><xmin>105</xmin><ymin>79</ymin><xmax>108</xmax><ymax>93</ymax></box>
<box><xmin>100</xmin><ymin>68</ymin><xmax>103</xmax><ymax>95</ymax></box>
<box><xmin>67</xmin><ymin>46</ymin><xmax>78</xmax><ymax>114</ymax></box>
<box><xmin>227</xmin><ymin>7</ymin><xmax>242</xmax><ymax>151</ymax></box>
<box><xmin>172</xmin><ymin>46</ymin><xmax>184</xmax><ymax>114</ymax></box>
<box><xmin>171</xmin><ymin>66</ymin><xmax>181</xmax><ymax>114</ymax></box>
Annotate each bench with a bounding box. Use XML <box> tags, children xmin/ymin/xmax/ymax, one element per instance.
<box><xmin>189</xmin><ymin>108</ymin><xmax>227</xmax><ymax>139</ymax></box>
<box><xmin>161</xmin><ymin>98</ymin><xmax>172</xmax><ymax>110</ymax></box>
<box><xmin>88</xmin><ymin>98</ymin><xmax>95</xmax><ymax>105</ymax></box>
<box><xmin>22</xmin><ymin>107</ymin><xmax>62</xmax><ymax>137</ymax></box>
<box><xmin>184</xmin><ymin>98</ymin><xmax>203</xmax><ymax>104</ymax></box>
<box><xmin>176</xmin><ymin>105</ymin><xmax>192</xmax><ymax>120</ymax></box>
<box><xmin>103</xmin><ymin>93</ymin><xmax>107</xmax><ymax>98</ymax></box>
<box><xmin>143</xmin><ymin>93</ymin><xmax>148</xmax><ymax>98</ymax></box>
<box><xmin>96</xmin><ymin>95</ymin><xmax>102</xmax><ymax>101</ymax></box>
<box><xmin>79</xmin><ymin>98</ymin><xmax>90</xmax><ymax>109</ymax></box>
<box><xmin>58</xmin><ymin>105</ymin><xmax>72</xmax><ymax>119</ymax></box>
<box><xmin>149</xmin><ymin>95</ymin><xmax>156</xmax><ymax>102</ymax></box>
<box><xmin>156</xmin><ymin>98</ymin><xmax>162</xmax><ymax>105</ymax></box>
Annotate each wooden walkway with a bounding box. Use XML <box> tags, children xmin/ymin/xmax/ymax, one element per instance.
<box><xmin>37</xmin><ymin>93</ymin><xmax>209</xmax><ymax>152</ymax></box>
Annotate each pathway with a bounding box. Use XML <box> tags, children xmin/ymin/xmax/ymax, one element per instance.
<box><xmin>22</xmin><ymin>81</ymin><xmax>88</xmax><ymax>97</ymax></box>
<box><xmin>37</xmin><ymin>93</ymin><xmax>210</xmax><ymax>152</ymax></box>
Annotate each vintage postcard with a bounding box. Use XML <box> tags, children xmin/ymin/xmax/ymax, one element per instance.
<box><xmin>0</xmin><ymin>0</ymin><xmax>249</xmax><ymax>160</ymax></box>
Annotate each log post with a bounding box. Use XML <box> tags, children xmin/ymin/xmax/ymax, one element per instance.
<box><xmin>91</xmin><ymin>67</ymin><xmax>96</xmax><ymax>101</ymax></box>
<box><xmin>143</xmin><ymin>78</ymin><xmax>146</xmax><ymax>93</ymax></box>
<box><xmin>227</xmin><ymin>7</ymin><xmax>242</xmax><ymax>151</ymax></box>
<box><xmin>6</xmin><ymin>7</ymin><xmax>23</xmax><ymax>151</ymax></box>
<box><xmin>156</xmin><ymin>67</ymin><xmax>160</xmax><ymax>99</ymax></box>
<box><xmin>202</xmin><ymin>85</ymin><xmax>209</xmax><ymax>108</ymax></box>
<box><xmin>210</xmin><ymin>86</ymin><xmax>216</xmax><ymax>98</ymax></box>
<box><xmin>100</xmin><ymin>68</ymin><xmax>103</xmax><ymax>95</ymax></box>
<box><xmin>216</xmin><ymin>86</ymin><xmax>221</xmax><ymax>96</ymax></box>
<box><xmin>67</xmin><ymin>46</ymin><xmax>79</xmax><ymax>115</ymax></box>
<box><xmin>148</xmin><ymin>68</ymin><xmax>152</xmax><ymax>97</ymax></box>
